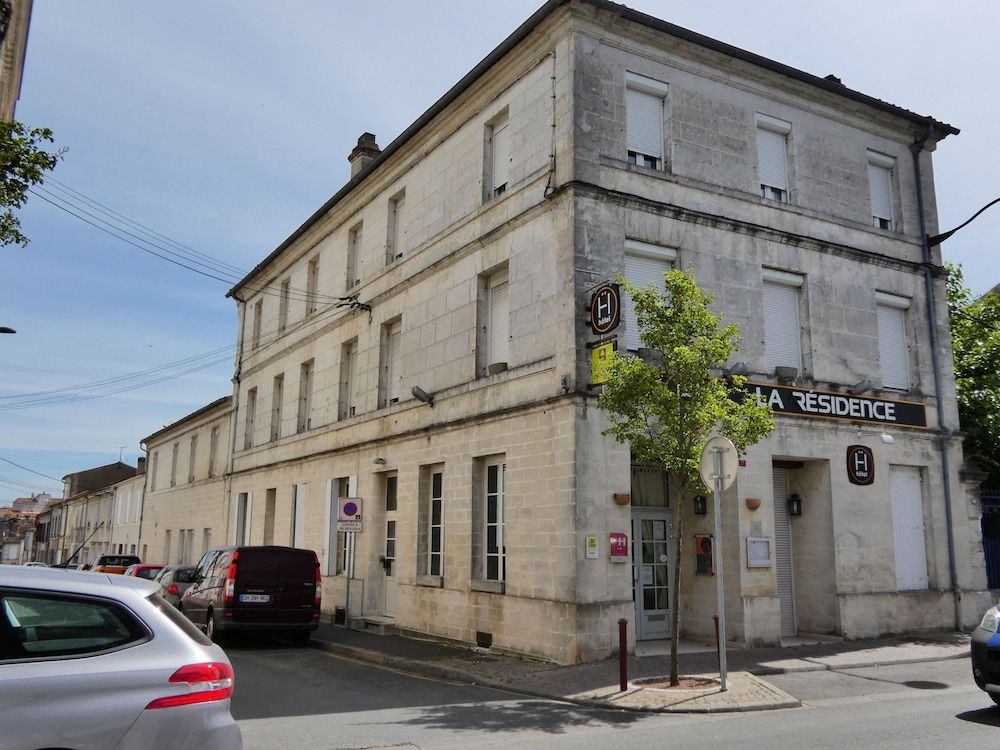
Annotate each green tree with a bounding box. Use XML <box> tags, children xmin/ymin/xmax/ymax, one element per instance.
<box><xmin>947</xmin><ymin>263</ymin><xmax>1000</xmax><ymax>485</ymax></box>
<box><xmin>0</xmin><ymin>120</ymin><xmax>62</xmax><ymax>247</ymax></box>
<box><xmin>599</xmin><ymin>268</ymin><xmax>774</xmax><ymax>685</ymax></box>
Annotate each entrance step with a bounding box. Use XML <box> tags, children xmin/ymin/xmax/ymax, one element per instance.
<box><xmin>348</xmin><ymin>615</ymin><xmax>397</xmax><ymax>636</ymax></box>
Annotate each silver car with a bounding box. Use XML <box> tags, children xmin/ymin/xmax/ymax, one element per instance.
<box><xmin>0</xmin><ymin>566</ymin><xmax>243</xmax><ymax>750</ymax></box>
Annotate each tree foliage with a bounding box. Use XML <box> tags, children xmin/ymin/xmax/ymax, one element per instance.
<box><xmin>0</xmin><ymin>120</ymin><xmax>62</xmax><ymax>247</ymax></box>
<box><xmin>947</xmin><ymin>263</ymin><xmax>1000</xmax><ymax>485</ymax></box>
<box><xmin>598</xmin><ymin>268</ymin><xmax>774</xmax><ymax>684</ymax></box>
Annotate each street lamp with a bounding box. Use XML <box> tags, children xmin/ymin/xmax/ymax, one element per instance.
<box><xmin>0</xmin><ymin>327</ymin><xmax>14</xmax><ymax>334</ymax></box>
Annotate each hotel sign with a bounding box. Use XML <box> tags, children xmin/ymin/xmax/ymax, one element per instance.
<box><xmin>747</xmin><ymin>382</ymin><xmax>927</xmax><ymax>428</ymax></box>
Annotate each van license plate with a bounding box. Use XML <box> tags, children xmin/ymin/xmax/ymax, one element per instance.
<box><xmin>239</xmin><ymin>594</ymin><xmax>270</xmax><ymax>603</ymax></box>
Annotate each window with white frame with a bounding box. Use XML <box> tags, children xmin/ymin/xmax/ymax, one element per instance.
<box><xmin>623</xmin><ymin>240</ymin><xmax>677</xmax><ymax>351</ymax></box>
<box><xmin>486</xmin><ymin>111</ymin><xmax>510</xmax><ymax>200</ymax></box>
<box><xmin>306</xmin><ymin>256</ymin><xmax>320</xmax><ymax>315</ymax></box>
<box><xmin>387</xmin><ymin>190</ymin><xmax>406</xmax><ymax>264</ymax></box>
<box><xmin>479</xmin><ymin>267</ymin><xmax>509</xmax><ymax>375</ymax></box>
<box><xmin>170</xmin><ymin>442</ymin><xmax>179</xmax><ymax>487</ymax></box>
<box><xmin>291</xmin><ymin>484</ymin><xmax>306</xmax><ymax>548</ymax></box>
<box><xmin>339</xmin><ymin>339</ymin><xmax>359</xmax><ymax>420</ymax></box>
<box><xmin>418</xmin><ymin>465</ymin><xmax>445</xmax><ymax>579</ymax></box>
<box><xmin>233</xmin><ymin>492</ymin><xmax>251</xmax><ymax>545</ymax></box>
<box><xmin>868</xmin><ymin>151</ymin><xmax>896</xmax><ymax>231</ymax></box>
<box><xmin>327</xmin><ymin>476</ymin><xmax>354</xmax><ymax>576</ymax></box>
<box><xmin>187</xmin><ymin>434</ymin><xmax>197</xmax><ymax>484</ymax></box>
<box><xmin>244</xmin><ymin>387</ymin><xmax>257</xmax><ymax>450</ymax></box>
<box><xmin>877</xmin><ymin>292</ymin><xmax>910</xmax><ymax>390</ymax></box>
<box><xmin>762</xmin><ymin>269</ymin><xmax>804</xmax><ymax>373</ymax></box>
<box><xmin>625</xmin><ymin>72</ymin><xmax>668</xmax><ymax>170</ymax></box>
<box><xmin>347</xmin><ymin>222</ymin><xmax>362</xmax><ymax>289</ymax></box>
<box><xmin>484</xmin><ymin>461</ymin><xmax>506</xmax><ymax>582</ymax></box>
<box><xmin>756</xmin><ymin>114</ymin><xmax>791</xmax><ymax>202</ymax></box>
<box><xmin>251</xmin><ymin>299</ymin><xmax>263</xmax><ymax>349</ymax></box>
<box><xmin>271</xmin><ymin>373</ymin><xmax>284</xmax><ymax>441</ymax></box>
<box><xmin>297</xmin><ymin>360</ymin><xmax>314</xmax><ymax>433</ymax></box>
<box><xmin>380</xmin><ymin>319</ymin><xmax>402</xmax><ymax>407</ymax></box>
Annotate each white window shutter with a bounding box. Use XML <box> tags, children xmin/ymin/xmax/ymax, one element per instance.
<box><xmin>763</xmin><ymin>280</ymin><xmax>801</xmax><ymax>371</ymax></box>
<box><xmin>489</xmin><ymin>275</ymin><xmax>509</xmax><ymax>365</ymax></box>
<box><xmin>350</xmin><ymin>342</ymin><xmax>362</xmax><ymax>413</ymax></box>
<box><xmin>492</xmin><ymin>121</ymin><xmax>509</xmax><ymax>193</ymax></box>
<box><xmin>388</xmin><ymin>322</ymin><xmax>402</xmax><ymax>402</ymax></box>
<box><xmin>626</xmin><ymin>88</ymin><xmax>662</xmax><ymax>161</ymax></box>
<box><xmin>891</xmin><ymin>466</ymin><xmax>928</xmax><ymax>591</ymax></box>
<box><xmin>757</xmin><ymin>127</ymin><xmax>788</xmax><ymax>191</ymax></box>
<box><xmin>623</xmin><ymin>252</ymin><xmax>672</xmax><ymax>351</ymax></box>
<box><xmin>878</xmin><ymin>304</ymin><xmax>909</xmax><ymax>389</ymax></box>
<box><xmin>868</xmin><ymin>162</ymin><xmax>893</xmax><ymax>224</ymax></box>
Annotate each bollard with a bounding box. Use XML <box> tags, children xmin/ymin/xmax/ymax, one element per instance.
<box><xmin>713</xmin><ymin>613</ymin><xmax>721</xmax><ymax>672</ymax></box>
<box><xmin>618</xmin><ymin>618</ymin><xmax>629</xmax><ymax>692</ymax></box>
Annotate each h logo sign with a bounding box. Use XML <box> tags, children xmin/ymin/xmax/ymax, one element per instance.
<box><xmin>846</xmin><ymin>445</ymin><xmax>875</xmax><ymax>486</ymax></box>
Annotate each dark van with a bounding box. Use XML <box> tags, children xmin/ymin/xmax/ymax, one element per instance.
<box><xmin>180</xmin><ymin>545</ymin><xmax>321</xmax><ymax>644</ymax></box>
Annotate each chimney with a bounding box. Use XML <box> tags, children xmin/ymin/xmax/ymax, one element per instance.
<box><xmin>136</xmin><ymin>456</ymin><xmax>146</xmax><ymax>474</ymax></box>
<box><xmin>348</xmin><ymin>132</ymin><xmax>381</xmax><ymax>179</ymax></box>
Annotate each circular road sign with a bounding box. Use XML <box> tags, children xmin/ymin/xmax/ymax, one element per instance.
<box><xmin>699</xmin><ymin>436</ymin><xmax>738</xmax><ymax>491</ymax></box>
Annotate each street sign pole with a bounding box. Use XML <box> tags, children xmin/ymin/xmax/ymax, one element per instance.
<box><xmin>712</xmin><ymin>446</ymin><xmax>728</xmax><ymax>692</ymax></box>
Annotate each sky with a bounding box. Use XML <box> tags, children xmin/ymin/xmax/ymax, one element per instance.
<box><xmin>1</xmin><ymin>0</ymin><xmax>997</xmax><ymax>503</ymax></box>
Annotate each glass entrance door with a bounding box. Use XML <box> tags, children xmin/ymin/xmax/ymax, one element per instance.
<box><xmin>632</xmin><ymin>509</ymin><xmax>672</xmax><ymax>640</ymax></box>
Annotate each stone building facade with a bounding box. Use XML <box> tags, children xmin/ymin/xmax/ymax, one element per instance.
<box><xmin>211</xmin><ymin>0</ymin><xmax>988</xmax><ymax>663</ymax></box>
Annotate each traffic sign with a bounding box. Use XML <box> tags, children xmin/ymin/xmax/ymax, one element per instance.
<box><xmin>337</xmin><ymin>497</ymin><xmax>363</xmax><ymax>532</ymax></box>
<box><xmin>700</xmin><ymin>436</ymin><xmax>737</xmax><ymax>491</ymax></box>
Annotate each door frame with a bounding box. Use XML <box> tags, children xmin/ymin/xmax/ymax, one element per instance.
<box><xmin>631</xmin><ymin>507</ymin><xmax>673</xmax><ymax>641</ymax></box>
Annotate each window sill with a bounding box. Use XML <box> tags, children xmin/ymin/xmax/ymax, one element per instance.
<box><xmin>470</xmin><ymin>579</ymin><xmax>504</xmax><ymax>595</ymax></box>
<box><xmin>416</xmin><ymin>575</ymin><xmax>443</xmax><ymax>589</ymax></box>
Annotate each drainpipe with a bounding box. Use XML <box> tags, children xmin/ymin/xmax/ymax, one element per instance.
<box><xmin>910</xmin><ymin>128</ymin><xmax>961</xmax><ymax>630</ymax></box>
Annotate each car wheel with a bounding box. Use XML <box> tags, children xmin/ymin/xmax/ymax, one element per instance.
<box><xmin>292</xmin><ymin>631</ymin><xmax>310</xmax><ymax>648</ymax></box>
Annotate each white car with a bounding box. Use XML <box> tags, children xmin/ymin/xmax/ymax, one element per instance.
<box><xmin>0</xmin><ymin>566</ymin><xmax>243</xmax><ymax>750</ymax></box>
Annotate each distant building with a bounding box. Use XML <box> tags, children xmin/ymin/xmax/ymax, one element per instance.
<box><xmin>0</xmin><ymin>0</ymin><xmax>31</xmax><ymax>119</ymax></box>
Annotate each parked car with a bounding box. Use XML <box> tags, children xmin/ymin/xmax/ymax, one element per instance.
<box><xmin>154</xmin><ymin>565</ymin><xmax>197</xmax><ymax>608</ymax></box>
<box><xmin>88</xmin><ymin>554</ymin><xmax>142</xmax><ymax>574</ymax></box>
<box><xmin>972</xmin><ymin>602</ymin><xmax>1000</xmax><ymax>706</ymax></box>
<box><xmin>124</xmin><ymin>563</ymin><xmax>165</xmax><ymax>580</ymax></box>
<box><xmin>22</xmin><ymin>562</ymin><xmax>47</xmax><ymax>567</ymax></box>
<box><xmin>0</xmin><ymin>565</ymin><xmax>243</xmax><ymax>749</ymax></box>
<box><xmin>181</xmin><ymin>545</ymin><xmax>320</xmax><ymax>645</ymax></box>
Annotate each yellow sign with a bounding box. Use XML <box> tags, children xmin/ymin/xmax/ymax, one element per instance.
<box><xmin>591</xmin><ymin>342</ymin><xmax>616</xmax><ymax>385</ymax></box>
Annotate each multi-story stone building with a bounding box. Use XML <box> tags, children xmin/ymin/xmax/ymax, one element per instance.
<box><xmin>214</xmin><ymin>0</ymin><xmax>988</xmax><ymax>663</ymax></box>
<box><xmin>140</xmin><ymin>397</ymin><xmax>232</xmax><ymax>565</ymax></box>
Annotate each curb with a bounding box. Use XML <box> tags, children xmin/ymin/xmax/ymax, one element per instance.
<box><xmin>747</xmin><ymin>650</ymin><xmax>969</xmax><ymax>675</ymax></box>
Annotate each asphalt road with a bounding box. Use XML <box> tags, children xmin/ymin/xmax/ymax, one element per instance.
<box><xmin>228</xmin><ymin>638</ymin><xmax>1000</xmax><ymax>750</ymax></box>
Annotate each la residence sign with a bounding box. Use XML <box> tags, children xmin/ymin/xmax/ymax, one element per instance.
<box><xmin>746</xmin><ymin>382</ymin><xmax>927</xmax><ymax>429</ymax></box>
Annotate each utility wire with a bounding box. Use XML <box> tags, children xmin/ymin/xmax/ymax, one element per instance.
<box><xmin>0</xmin><ymin>456</ymin><xmax>65</xmax><ymax>484</ymax></box>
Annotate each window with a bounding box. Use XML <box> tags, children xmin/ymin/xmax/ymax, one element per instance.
<box><xmin>208</xmin><ymin>426</ymin><xmax>220</xmax><ymax>478</ymax></box>
<box><xmin>625</xmin><ymin>72</ymin><xmax>668</xmax><ymax>170</ymax></box>
<box><xmin>486</xmin><ymin>111</ymin><xmax>510</xmax><ymax>200</ymax></box>
<box><xmin>868</xmin><ymin>151</ymin><xmax>895</xmax><ymax>230</ymax></box>
<box><xmin>757</xmin><ymin>114</ymin><xmax>791</xmax><ymax>202</ymax></box>
<box><xmin>380</xmin><ymin>320</ymin><xmax>402</xmax><ymax>407</ymax></box>
<box><xmin>297</xmin><ymin>360</ymin><xmax>313</xmax><ymax>433</ymax></box>
<box><xmin>263</xmin><ymin>488</ymin><xmax>276</xmax><ymax>545</ymax></box>
<box><xmin>327</xmin><ymin>476</ymin><xmax>354</xmax><ymax>576</ymax></box>
<box><xmin>232</xmin><ymin>492</ymin><xmax>251</xmax><ymax>545</ymax></box>
<box><xmin>762</xmin><ymin>269</ymin><xmax>804</xmax><ymax>373</ymax></box>
<box><xmin>291</xmin><ymin>484</ymin><xmax>306</xmax><ymax>548</ymax></box>
<box><xmin>428</xmin><ymin>469</ymin><xmax>444</xmax><ymax>576</ymax></box>
<box><xmin>187</xmin><ymin>434</ymin><xmax>197</xmax><ymax>484</ymax></box>
<box><xmin>202</xmin><ymin>528</ymin><xmax>212</xmax><ymax>557</ymax></box>
<box><xmin>164</xmin><ymin>530</ymin><xmax>172</xmax><ymax>565</ymax></box>
<box><xmin>484</xmin><ymin>461</ymin><xmax>506</xmax><ymax>582</ymax></box>
<box><xmin>387</xmin><ymin>190</ymin><xmax>406</xmax><ymax>264</ymax></box>
<box><xmin>244</xmin><ymin>387</ymin><xmax>257</xmax><ymax>450</ymax></box>
<box><xmin>339</xmin><ymin>339</ymin><xmax>359</xmax><ymax>420</ymax></box>
<box><xmin>170</xmin><ymin>442</ymin><xmax>179</xmax><ymax>487</ymax></box>
<box><xmin>347</xmin><ymin>223</ymin><xmax>362</xmax><ymax>289</ymax></box>
<box><xmin>623</xmin><ymin>240</ymin><xmax>677</xmax><ymax>351</ymax></box>
<box><xmin>478</xmin><ymin>267</ymin><xmax>509</xmax><ymax>375</ymax></box>
<box><xmin>306</xmin><ymin>256</ymin><xmax>320</xmax><ymax>315</ymax></box>
<box><xmin>271</xmin><ymin>373</ymin><xmax>284</xmax><ymax>441</ymax></box>
<box><xmin>877</xmin><ymin>292</ymin><xmax>910</xmax><ymax>390</ymax></box>
<box><xmin>278</xmin><ymin>277</ymin><xmax>291</xmax><ymax>332</ymax></box>
<box><xmin>251</xmin><ymin>299</ymin><xmax>263</xmax><ymax>349</ymax></box>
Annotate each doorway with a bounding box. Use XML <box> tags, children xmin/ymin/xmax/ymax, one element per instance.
<box><xmin>631</xmin><ymin>509</ymin><xmax>672</xmax><ymax>640</ymax></box>
<box><xmin>772</xmin><ymin>467</ymin><xmax>796</xmax><ymax>638</ymax></box>
<box><xmin>380</xmin><ymin>474</ymin><xmax>398</xmax><ymax>617</ymax></box>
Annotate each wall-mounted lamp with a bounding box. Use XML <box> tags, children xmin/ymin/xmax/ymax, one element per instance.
<box><xmin>848</xmin><ymin>378</ymin><xmax>872</xmax><ymax>395</ymax></box>
<box><xmin>411</xmin><ymin>386</ymin><xmax>435</xmax><ymax>407</ymax></box>
<box><xmin>880</xmin><ymin>432</ymin><xmax>894</xmax><ymax>445</ymax></box>
<box><xmin>724</xmin><ymin>362</ymin><xmax>749</xmax><ymax>377</ymax></box>
<box><xmin>373</xmin><ymin>457</ymin><xmax>387</xmax><ymax>465</ymax></box>
<box><xmin>693</xmin><ymin>495</ymin><xmax>707</xmax><ymax>515</ymax></box>
<box><xmin>774</xmin><ymin>365</ymin><xmax>798</xmax><ymax>382</ymax></box>
<box><xmin>788</xmin><ymin>493</ymin><xmax>802</xmax><ymax>517</ymax></box>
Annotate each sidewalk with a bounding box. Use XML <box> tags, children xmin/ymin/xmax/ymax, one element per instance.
<box><xmin>308</xmin><ymin>622</ymin><xmax>971</xmax><ymax>714</ymax></box>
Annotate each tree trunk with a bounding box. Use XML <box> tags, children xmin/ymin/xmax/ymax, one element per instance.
<box><xmin>668</xmin><ymin>492</ymin><xmax>685</xmax><ymax>685</ymax></box>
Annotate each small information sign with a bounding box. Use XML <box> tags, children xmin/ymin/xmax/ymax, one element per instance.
<box><xmin>591</xmin><ymin>341</ymin><xmax>616</xmax><ymax>385</ymax></box>
<box><xmin>585</xmin><ymin>536</ymin><xmax>599</xmax><ymax>560</ymax></box>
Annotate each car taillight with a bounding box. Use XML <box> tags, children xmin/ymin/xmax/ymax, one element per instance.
<box><xmin>223</xmin><ymin>552</ymin><xmax>239</xmax><ymax>608</ymax></box>
<box><xmin>166</xmin><ymin>584</ymin><xmax>179</xmax><ymax>596</ymax></box>
<box><xmin>313</xmin><ymin>561</ymin><xmax>322</xmax><ymax>619</ymax></box>
<box><xmin>145</xmin><ymin>662</ymin><xmax>234</xmax><ymax>709</ymax></box>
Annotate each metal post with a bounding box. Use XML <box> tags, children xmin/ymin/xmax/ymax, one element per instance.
<box><xmin>618</xmin><ymin>618</ymin><xmax>629</xmax><ymax>691</ymax></box>
<box><xmin>712</xmin><ymin>612</ymin><xmax>720</xmax><ymax>672</ymax></box>
<box><xmin>712</xmin><ymin>447</ymin><xmax>728</xmax><ymax>691</ymax></box>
